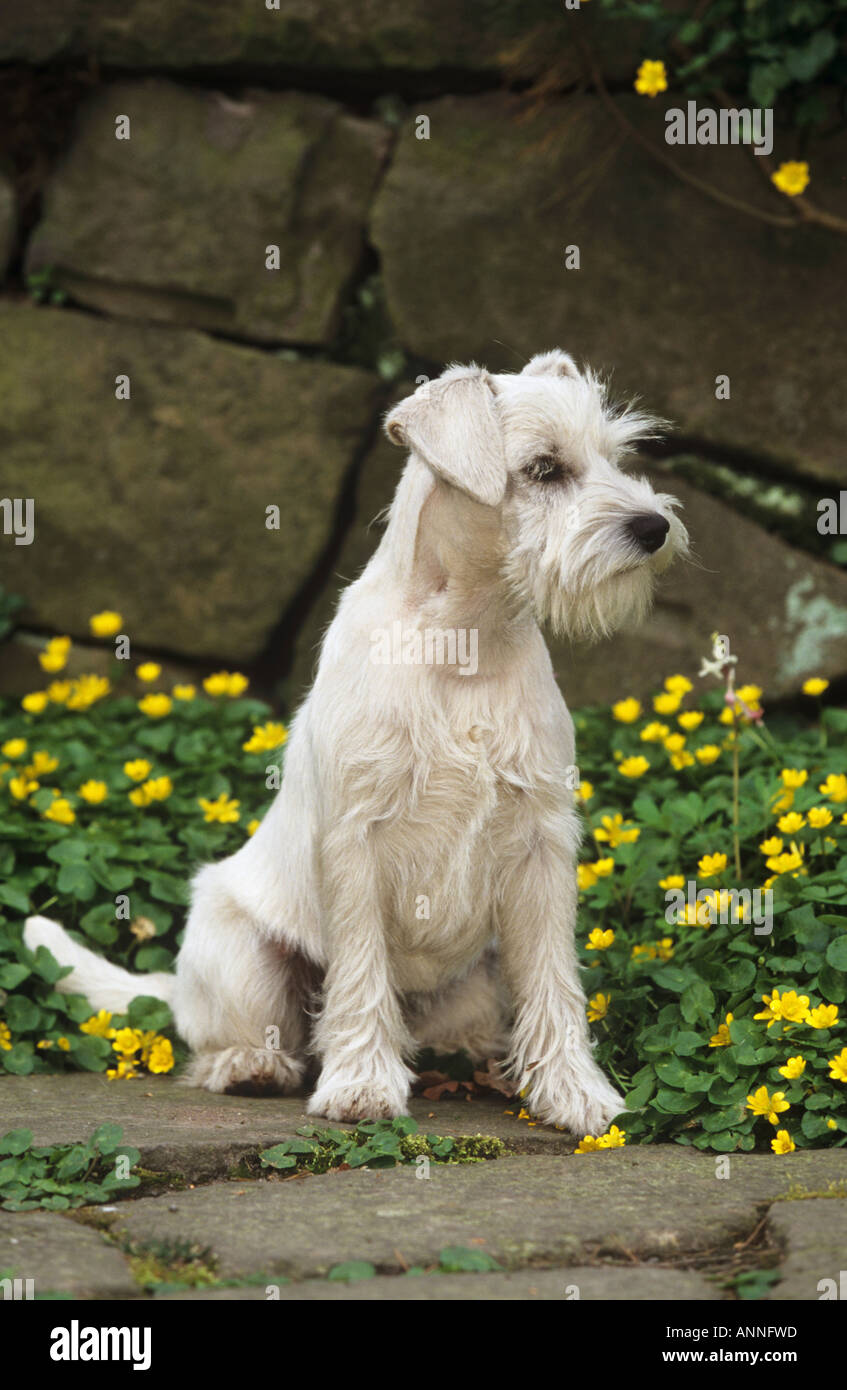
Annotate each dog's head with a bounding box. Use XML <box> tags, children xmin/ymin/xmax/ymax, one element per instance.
<box><xmin>384</xmin><ymin>351</ymin><xmax>688</xmax><ymax>639</ymax></box>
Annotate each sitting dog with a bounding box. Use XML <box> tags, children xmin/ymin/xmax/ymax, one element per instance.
<box><xmin>26</xmin><ymin>350</ymin><xmax>688</xmax><ymax>1133</ymax></box>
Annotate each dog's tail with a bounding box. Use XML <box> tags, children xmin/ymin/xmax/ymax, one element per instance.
<box><xmin>23</xmin><ymin>915</ymin><xmax>176</xmax><ymax>1011</ymax></box>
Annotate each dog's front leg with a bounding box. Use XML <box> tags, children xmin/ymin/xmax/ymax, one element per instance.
<box><xmin>308</xmin><ymin>833</ymin><xmax>415</xmax><ymax>1123</ymax></box>
<box><xmin>497</xmin><ymin>834</ymin><xmax>625</xmax><ymax>1136</ymax></box>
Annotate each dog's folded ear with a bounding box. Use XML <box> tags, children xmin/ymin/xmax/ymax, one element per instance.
<box><xmin>521</xmin><ymin>350</ymin><xmax>579</xmax><ymax>379</ymax></box>
<box><xmin>384</xmin><ymin>364</ymin><xmax>507</xmax><ymax>507</ymax></box>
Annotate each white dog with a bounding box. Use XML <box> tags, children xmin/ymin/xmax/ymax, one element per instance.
<box><xmin>26</xmin><ymin>350</ymin><xmax>687</xmax><ymax>1133</ymax></box>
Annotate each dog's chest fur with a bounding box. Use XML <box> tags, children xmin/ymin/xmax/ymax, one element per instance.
<box><xmin>333</xmin><ymin>671</ymin><xmax>578</xmax><ymax>992</ymax></box>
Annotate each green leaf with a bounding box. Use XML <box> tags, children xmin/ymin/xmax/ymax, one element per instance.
<box><xmin>327</xmin><ymin>1261</ymin><xmax>376</xmax><ymax>1282</ymax></box>
<box><xmin>126</xmin><ymin>996</ymin><xmax>173</xmax><ymax>1032</ymax></box>
<box><xmin>825</xmin><ymin>936</ymin><xmax>847</xmax><ymax>970</ymax></box>
<box><xmin>0</xmin><ymin>1129</ymin><xmax>32</xmax><ymax>1156</ymax></box>
<box><xmin>92</xmin><ymin>1124</ymin><xmax>124</xmax><ymax>1155</ymax></box>
<box><xmin>259</xmin><ymin>1145</ymin><xmax>298</xmax><ymax>1170</ymax></box>
<box><xmin>680</xmin><ymin>981</ymin><xmax>715</xmax><ymax>1025</ymax></box>
<box><xmin>1</xmin><ymin>1043</ymin><xmax>35</xmax><ymax>1075</ymax></box>
<box><xmin>0</xmin><ymin>963</ymin><xmax>30</xmax><ymax>989</ymax></box>
<box><xmin>438</xmin><ymin>1245</ymin><xmax>501</xmax><ymax>1273</ymax></box>
<box><xmin>56</xmin><ymin>862</ymin><xmax>97</xmax><ymax>901</ymax></box>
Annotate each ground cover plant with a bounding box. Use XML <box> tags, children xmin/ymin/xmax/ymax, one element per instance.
<box><xmin>0</xmin><ymin>604</ymin><xmax>844</xmax><ymax>1153</ymax></box>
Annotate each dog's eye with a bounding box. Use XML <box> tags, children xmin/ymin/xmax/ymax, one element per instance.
<box><xmin>523</xmin><ymin>455</ymin><xmax>566</xmax><ymax>484</ymax></box>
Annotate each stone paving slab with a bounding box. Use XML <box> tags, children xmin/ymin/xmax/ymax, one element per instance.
<box><xmin>0</xmin><ymin>1075</ymin><xmax>567</xmax><ymax>1182</ymax></box>
<box><xmin>767</xmin><ymin>1198</ymin><xmax>847</xmax><ymax>1302</ymax></box>
<box><xmin>113</xmin><ymin>1149</ymin><xmax>847</xmax><ymax>1281</ymax></box>
<box><xmin>0</xmin><ymin>1210</ymin><xmax>136</xmax><ymax>1300</ymax></box>
<box><xmin>163</xmin><ymin>1266</ymin><xmax>721</xmax><ymax>1301</ymax></box>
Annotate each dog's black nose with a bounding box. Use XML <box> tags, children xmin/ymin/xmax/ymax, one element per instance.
<box><xmin>628</xmin><ymin>512</ymin><xmax>669</xmax><ymax>554</ymax></box>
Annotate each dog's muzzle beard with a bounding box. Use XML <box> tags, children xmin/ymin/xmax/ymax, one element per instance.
<box><xmin>505</xmin><ymin>529</ymin><xmax>671</xmax><ymax>643</ymax></box>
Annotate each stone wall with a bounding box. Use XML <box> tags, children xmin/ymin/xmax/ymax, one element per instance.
<box><xmin>1</xmin><ymin>2</ymin><xmax>846</xmax><ymax>709</ymax></box>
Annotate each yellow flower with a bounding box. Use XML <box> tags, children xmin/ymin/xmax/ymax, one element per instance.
<box><xmin>801</xmin><ymin>676</ymin><xmax>829</xmax><ymax>696</ymax></box>
<box><xmin>39</xmin><ymin>639</ymin><xmax>70</xmax><ymax>673</ymax></box>
<box><xmin>590</xmin><ymin>857</ymin><xmax>615</xmax><ymax>878</ymax></box>
<box><xmin>777</xmin><ymin>811</ymin><xmax>805</xmax><ymax>834</ymax></box>
<box><xmin>37</xmin><ymin>1039</ymin><xmax>53</xmax><ymax>1050</ymax></box>
<box><xmin>771</xmin><ymin>161</ymin><xmax>809</xmax><ymax>196</ymax></box>
<box><xmin>22</xmin><ymin>691</ymin><xmax>48</xmax><ymax>713</ymax></box>
<box><xmin>57</xmin><ymin>1036</ymin><xmax>70</xmax><ymax>1051</ymax></box>
<box><xmin>89</xmin><ymin>610</ymin><xmax>123</xmax><ymax>637</ymax></box>
<box><xmin>709</xmin><ymin>1013</ymin><xmax>734</xmax><ymax>1048</ymax></box>
<box><xmin>746</xmin><ymin>1085</ymin><xmax>789</xmax><ymax>1124</ymax></box>
<box><xmin>242</xmin><ymin>722</ymin><xmax>289</xmax><ymax>753</ymax></box>
<box><xmin>27</xmin><ymin>750</ymin><xmax>59</xmax><ymax>777</ymax></box>
<box><xmin>819</xmin><ymin>774</ymin><xmax>847</xmax><ymax>804</ymax></box>
<box><xmin>597</xmin><ymin>1125</ymin><xmax>626</xmax><ymax>1149</ymax></box>
<box><xmin>577</xmin><ymin>863</ymin><xmax>598</xmax><ymax>891</ymax></box>
<box><xmin>659</xmin><ymin>874</ymin><xmax>684</xmax><ymax>890</ymax></box>
<box><xmin>807</xmin><ymin>807</ymin><xmax>833</xmax><ymax>829</ymax></box>
<box><xmin>203</xmin><ymin>671</ymin><xmax>249</xmax><ymax>697</ymax></box>
<box><xmin>827</xmin><ymin>1119</ymin><xmax>838</xmax><ymax>1130</ymax></box>
<box><xmin>172</xmin><ymin>684</ymin><xmax>196</xmax><ymax>700</ymax></box>
<box><xmin>0</xmin><ymin>1022</ymin><xmax>12</xmax><ymax>1050</ymax></box>
<box><xmin>138</xmin><ymin>693</ymin><xmax>172</xmax><ymax>719</ymax></box>
<box><xmin>736</xmin><ymin>684</ymin><xmax>762</xmax><ymax>704</ymax></box>
<box><xmin>47</xmin><ymin>680</ymin><xmax>71</xmax><ymax>704</ymax></box>
<box><xmin>664</xmin><ymin>675</ymin><xmax>693</xmax><ymax>696</ymax></box>
<box><xmin>777</xmin><ymin>1056</ymin><xmax>806</xmax><ymax>1080</ymax></box>
<box><xmin>695</xmin><ymin>744</ymin><xmax>721</xmax><ymax>765</ymax></box>
<box><xmin>78</xmin><ymin>780</ymin><xmax>108</xmax><ymax>804</ymax></box>
<box><xmin>80</xmin><ymin>1010</ymin><xmax>116</xmax><ymax>1039</ymax></box>
<box><xmin>593</xmin><ymin>813</ymin><xmax>640</xmax><ymax>848</ymax></box>
<box><xmin>612</xmin><ymin>697</ymin><xmax>641</xmax><ymax>723</ymax></box>
<box><xmin>653</xmin><ymin>692</ymin><xmax>681</xmax><ymax>715</ymax></box>
<box><xmin>575</xmin><ymin>1135</ymin><xmax>600</xmax><ymax>1154</ymax></box>
<box><xmin>198</xmin><ymin>793</ymin><xmax>241</xmax><ymax>824</ymax></box>
<box><xmin>43</xmin><ymin>798</ymin><xmax>75</xmax><ymax>825</ymax></box>
<box><xmin>663</xmin><ymin>733</ymin><xmax>686</xmax><ymax>753</ymax></box>
<box><xmin>136</xmin><ymin>662</ymin><xmax>161</xmax><ymax>683</ymax></box>
<box><xmin>808</xmin><ymin>1004</ymin><xmax>838</xmax><ymax>1030</ymax></box>
<box><xmin>247</xmin><ymin>818</ymin><xmax>261</xmax><ymax>836</ymax></box>
<box><xmin>106</xmin><ymin>1060</ymin><xmax>139</xmax><ymax>1081</ymax></box>
<box><xmin>771</xmin><ymin>787</ymin><xmax>794</xmax><ymax>815</ymax></box>
<box><xmin>697</xmin><ymin>852</ymin><xmax>727</xmax><ymax>878</ymax></box>
<box><xmin>112</xmin><ymin>1027</ymin><xmax>143</xmax><ymax>1059</ymax></box>
<box><xmin>634</xmin><ymin>58</ymin><xmax>668</xmax><ymax>97</ymax></box>
<box><xmin>640</xmin><ymin>722</ymin><xmax>670</xmax><ymax>743</ymax></box>
<box><xmin>587</xmin><ymin>993</ymin><xmax>610</xmax><ymax>1023</ymax></box>
<box><xmin>655</xmin><ymin>937</ymin><xmax>675</xmax><ymax>960</ymax></box>
<box><xmin>576</xmin><ymin>780</ymin><xmax>594</xmax><ymax>802</ymax></box>
<box><xmin>618</xmin><ymin>756</ymin><xmax>649</xmax><ymax>778</ymax></box>
<box><xmin>1</xmin><ymin>739</ymin><xmax>27</xmax><ymax>758</ymax></box>
<box><xmin>781</xmin><ymin>768</ymin><xmax>808</xmax><ymax>789</ymax></box>
<box><xmin>670</xmin><ymin>750</ymin><xmax>695</xmax><ymax>770</ymax></box>
<box><xmin>759</xmin><ymin>836</ymin><xmax>783</xmax><ymax>857</ymax></box>
<box><xmin>9</xmin><ymin>774</ymin><xmax>38</xmax><ymax>800</ymax></box>
<box><xmin>766</xmin><ymin>843</ymin><xmax>805</xmax><ymax>876</ymax></box>
<box><xmin>828</xmin><ymin>1048</ymin><xmax>847</xmax><ymax>1083</ymax></box>
<box><xmin>677</xmin><ymin>711</ymin><xmax>703</xmax><ymax>731</ymax></box>
<box><xmin>124</xmin><ymin>759</ymin><xmax>152</xmax><ymax>782</ymax></box>
<box><xmin>586</xmin><ymin>928</ymin><xmax>615</xmax><ymax>951</ymax></box>
<box><xmin>147</xmin><ymin>1037</ymin><xmax>175</xmax><ymax>1074</ymax></box>
<box><xmin>129</xmin><ymin>775</ymin><xmax>173</xmax><ymax>807</ymax></box>
<box><xmin>771</xmin><ymin>1130</ymin><xmax>795</xmax><ymax>1155</ymax></box>
<box><xmin>754</xmin><ymin>988</ymin><xmax>810</xmax><ymax>1029</ymax></box>
<box><xmin>66</xmin><ymin>674</ymin><xmax>111</xmax><ymax>710</ymax></box>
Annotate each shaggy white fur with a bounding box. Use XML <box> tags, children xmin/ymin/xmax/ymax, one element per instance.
<box><xmin>26</xmin><ymin>350</ymin><xmax>688</xmax><ymax>1132</ymax></box>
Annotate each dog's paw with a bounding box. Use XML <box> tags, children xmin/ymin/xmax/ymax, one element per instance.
<box><xmin>185</xmin><ymin>1046</ymin><xmax>305</xmax><ymax>1097</ymax></box>
<box><xmin>307</xmin><ymin>1080</ymin><xmax>409</xmax><ymax>1124</ymax></box>
<box><xmin>528</xmin><ymin>1074</ymin><xmax>627</xmax><ymax>1137</ymax></box>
